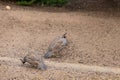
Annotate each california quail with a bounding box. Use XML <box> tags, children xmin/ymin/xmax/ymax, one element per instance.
<box><xmin>44</xmin><ymin>33</ymin><xmax>68</xmax><ymax>58</ymax></box>
<box><xmin>20</xmin><ymin>51</ymin><xmax>47</xmax><ymax>70</ymax></box>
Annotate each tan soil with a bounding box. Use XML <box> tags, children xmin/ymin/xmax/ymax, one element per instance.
<box><xmin>1</xmin><ymin>57</ymin><xmax>120</xmax><ymax>74</ymax></box>
<box><xmin>0</xmin><ymin>2</ymin><xmax>120</xmax><ymax>80</ymax></box>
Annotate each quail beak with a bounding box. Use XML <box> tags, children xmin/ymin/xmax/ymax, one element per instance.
<box><xmin>20</xmin><ymin>59</ymin><xmax>25</xmax><ymax>64</ymax></box>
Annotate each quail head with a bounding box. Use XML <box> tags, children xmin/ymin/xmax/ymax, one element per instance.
<box><xmin>44</xmin><ymin>33</ymin><xmax>68</xmax><ymax>58</ymax></box>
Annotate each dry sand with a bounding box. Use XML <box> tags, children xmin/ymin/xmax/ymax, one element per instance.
<box><xmin>0</xmin><ymin>2</ymin><xmax>120</xmax><ymax>80</ymax></box>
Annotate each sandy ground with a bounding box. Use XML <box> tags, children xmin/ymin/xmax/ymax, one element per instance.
<box><xmin>1</xmin><ymin>2</ymin><xmax>120</xmax><ymax>80</ymax></box>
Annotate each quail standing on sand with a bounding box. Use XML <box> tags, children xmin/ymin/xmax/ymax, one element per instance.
<box><xmin>20</xmin><ymin>51</ymin><xmax>47</xmax><ymax>70</ymax></box>
<box><xmin>44</xmin><ymin>33</ymin><xmax>68</xmax><ymax>58</ymax></box>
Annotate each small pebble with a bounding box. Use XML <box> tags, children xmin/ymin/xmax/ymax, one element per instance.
<box><xmin>6</xmin><ymin>6</ymin><xmax>11</xmax><ymax>10</ymax></box>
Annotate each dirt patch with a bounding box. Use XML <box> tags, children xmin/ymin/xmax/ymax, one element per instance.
<box><xmin>66</xmin><ymin>0</ymin><xmax>120</xmax><ymax>10</ymax></box>
<box><xmin>1</xmin><ymin>57</ymin><xmax>120</xmax><ymax>74</ymax></box>
<box><xmin>0</xmin><ymin>3</ymin><xmax>120</xmax><ymax>80</ymax></box>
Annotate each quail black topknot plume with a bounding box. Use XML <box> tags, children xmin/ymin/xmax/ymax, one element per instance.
<box><xmin>20</xmin><ymin>51</ymin><xmax>47</xmax><ymax>70</ymax></box>
<box><xmin>44</xmin><ymin>33</ymin><xmax>68</xmax><ymax>58</ymax></box>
